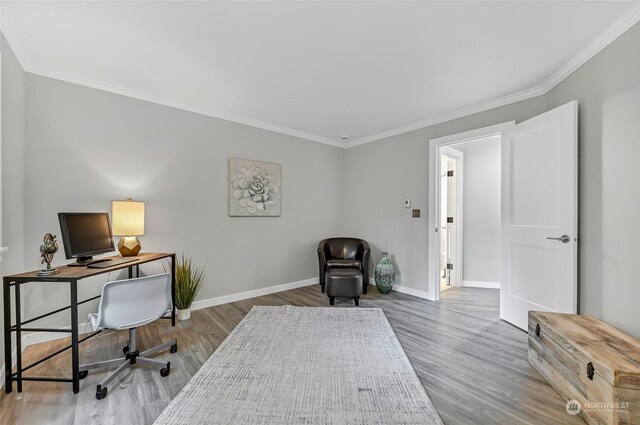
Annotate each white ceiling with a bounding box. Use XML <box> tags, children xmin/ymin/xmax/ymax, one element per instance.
<box><xmin>2</xmin><ymin>1</ymin><xmax>639</xmax><ymax>147</ymax></box>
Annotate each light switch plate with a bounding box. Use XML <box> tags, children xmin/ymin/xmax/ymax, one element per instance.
<box><xmin>412</xmin><ymin>209</ymin><xmax>421</xmax><ymax>218</ymax></box>
<box><xmin>404</xmin><ymin>198</ymin><xmax>411</xmax><ymax>208</ymax></box>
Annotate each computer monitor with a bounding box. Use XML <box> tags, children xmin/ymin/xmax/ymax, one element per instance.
<box><xmin>58</xmin><ymin>212</ymin><xmax>115</xmax><ymax>266</ymax></box>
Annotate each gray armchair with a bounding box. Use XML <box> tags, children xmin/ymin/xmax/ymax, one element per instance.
<box><xmin>317</xmin><ymin>238</ymin><xmax>371</xmax><ymax>294</ymax></box>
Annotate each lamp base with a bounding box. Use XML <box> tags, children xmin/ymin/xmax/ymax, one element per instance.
<box><xmin>118</xmin><ymin>236</ymin><xmax>141</xmax><ymax>257</ymax></box>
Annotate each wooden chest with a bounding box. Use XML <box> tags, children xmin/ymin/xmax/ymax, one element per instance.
<box><xmin>528</xmin><ymin>311</ymin><xmax>640</xmax><ymax>425</ymax></box>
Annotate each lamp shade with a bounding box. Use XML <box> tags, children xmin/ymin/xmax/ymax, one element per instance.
<box><xmin>112</xmin><ymin>199</ymin><xmax>145</xmax><ymax>236</ymax></box>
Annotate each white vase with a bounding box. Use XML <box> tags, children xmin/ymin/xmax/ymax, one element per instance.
<box><xmin>177</xmin><ymin>308</ymin><xmax>191</xmax><ymax>321</ymax></box>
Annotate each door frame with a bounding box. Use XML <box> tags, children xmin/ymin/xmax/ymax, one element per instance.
<box><xmin>439</xmin><ymin>146</ymin><xmax>464</xmax><ymax>291</ymax></box>
<box><xmin>427</xmin><ymin>121</ymin><xmax>515</xmax><ymax>301</ymax></box>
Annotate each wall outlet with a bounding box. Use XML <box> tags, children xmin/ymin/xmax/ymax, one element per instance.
<box><xmin>412</xmin><ymin>209</ymin><xmax>420</xmax><ymax>218</ymax></box>
<box><xmin>404</xmin><ymin>198</ymin><xmax>411</xmax><ymax>208</ymax></box>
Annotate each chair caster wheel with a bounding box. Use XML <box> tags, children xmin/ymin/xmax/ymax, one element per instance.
<box><xmin>122</xmin><ymin>345</ymin><xmax>129</xmax><ymax>354</ymax></box>
<box><xmin>170</xmin><ymin>343</ymin><xmax>178</xmax><ymax>354</ymax></box>
<box><xmin>96</xmin><ymin>385</ymin><xmax>108</xmax><ymax>400</ymax></box>
<box><xmin>160</xmin><ymin>362</ymin><xmax>171</xmax><ymax>377</ymax></box>
<box><xmin>79</xmin><ymin>370</ymin><xmax>88</xmax><ymax>380</ymax></box>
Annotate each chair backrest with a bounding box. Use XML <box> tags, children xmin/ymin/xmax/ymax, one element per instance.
<box><xmin>324</xmin><ymin>237</ymin><xmax>364</xmax><ymax>260</ymax></box>
<box><xmin>96</xmin><ymin>273</ymin><xmax>172</xmax><ymax>330</ymax></box>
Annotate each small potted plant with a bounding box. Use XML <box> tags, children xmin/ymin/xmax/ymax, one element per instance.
<box><xmin>172</xmin><ymin>254</ymin><xmax>205</xmax><ymax>320</ymax></box>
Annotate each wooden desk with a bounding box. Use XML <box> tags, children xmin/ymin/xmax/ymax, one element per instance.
<box><xmin>3</xmin><ymin>252</ymin><xmax>176</xmax><ymax>394</ymax></box>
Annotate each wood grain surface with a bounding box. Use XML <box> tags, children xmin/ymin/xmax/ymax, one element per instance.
<box><xmin>4</xmin><ymin>253</ymin><xmax>174</xmax><ymax>282</ymax></box>
<box><xmin>0</xmin><ymin>286</ymin><xmax>584</xmax><ymax>425</ymax></box>
<box><xmin>529</xmin><ymin>311</ymin><xmax>640</xmax><ymax>425</ymax></box>
<box><xmin>529</xmin><ymin>311</ymin><xmax>640</xmax><ymax>388</ymax></box>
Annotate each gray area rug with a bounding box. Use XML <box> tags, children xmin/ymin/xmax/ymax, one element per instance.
<box><xmin>154</xmin><ymin>306</ymin><xmax>443</xmax><ymax>425</ymax></box>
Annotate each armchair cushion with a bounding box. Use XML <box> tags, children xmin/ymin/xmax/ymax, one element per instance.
<box><xmin>327</xmin><ymin>259</ymin><xmax>362</xmax><ymax>270</ymax></box>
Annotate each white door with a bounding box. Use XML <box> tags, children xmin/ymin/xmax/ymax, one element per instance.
<box><xmin>500</xmin><ymin>101</ymin><xmax>578</xmax><ymax>330</ymax></box>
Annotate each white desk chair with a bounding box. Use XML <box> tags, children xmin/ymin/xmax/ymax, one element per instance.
<box><xmin>79</xmin><ymin>273</ymin><xmax>178</xmax><ymax>399</ymax></box>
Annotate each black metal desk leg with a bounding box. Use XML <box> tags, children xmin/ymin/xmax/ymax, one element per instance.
<box><xmin>70</xmin><ymin>279</ymin><xmax>80</xmax><ymax>394</ymax></box>
<box><xmin>3</xmin><ymin>278</ymin><xmax>12</xmax><ymax>394</ymax></box>
<box><xmin>171</xmin><ymin>255</ymin><xmax>176</xmax><ymax>327</ymax></box>
<box><xmin>15</xmin><ymin>282</ymin><xmax>22</xmax><ymax>393</ymax></box>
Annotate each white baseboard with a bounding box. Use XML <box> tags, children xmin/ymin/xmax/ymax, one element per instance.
<box><xmin>462</xmin><ymin>280</ymin><xmax>500</xmax><ymax>289</ymax></box>
<box><xmin>392</xmin><ymin>284</ymin><xmax>430</xmax><ymax>299</ymax></box>
<box><xmin>191</xmin><ymin>277</ymin><xmax>318</xmax><ymax>310</ymax></box>
<box><xmin>12</xmin><ymin>277</ymin><xmax>319</xmax><ymax>358</ymax></box>
<box><xmin>22</xmin><ymin>323</ymin><xmax>93</xmax><ymax>347</ymax></box>
<box><xmin>1</xmin><ymin>345</ymin><xmax>21</xmax><ymax>391</ymax></box>
<box><xmin>368</xmin><ymin>278</ymin><xmax>430</xmax><ymax>300</ymax></box>
<box><xmin>0</xmin><ymin>277</ymin><xmax>319</xmax><ymax>391</ymax></box>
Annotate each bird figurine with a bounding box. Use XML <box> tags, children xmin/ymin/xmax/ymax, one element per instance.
<box><xmin>38</xmin><ymin>233</ymin><xmax>60</xmax><ymax>276</ymax></box>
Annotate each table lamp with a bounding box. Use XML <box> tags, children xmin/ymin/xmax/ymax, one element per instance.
<box><xmin>112</xmin><ymin>198</ymin><xmax>145</xmax><ymax>257</ymax></box>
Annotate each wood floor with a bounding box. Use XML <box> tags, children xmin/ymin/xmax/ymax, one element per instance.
<box><xmin>0</xmin><ymin>285</ymin><xmax>583</xmax><ymax>425</ymax></box>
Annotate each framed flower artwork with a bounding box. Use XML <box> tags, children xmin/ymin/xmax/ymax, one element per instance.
<box><xmin>228</xmin><ymin>158</ymin><xmax>281</xmax><ymax>217</ymax></box>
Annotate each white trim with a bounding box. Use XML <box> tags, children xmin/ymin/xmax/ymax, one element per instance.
<box><xmin>0</xmin><ymin>277</ymin><xmax>319</xmax><ymax>390</ymax></box>
<box><xmin>22</xmin><ymin>323</ymin><xmax>93</xmax><ymax>347</ymax></box>
<box><xmin>23</xmin><ymin>68</ymin><xmax>346</xmax><ymax>148</ymax></box>
<box><xmin>24</xmin><ymin>67</ymin><xmax>541</xmax><ymax>150</ymax></box>
<box><xmin>392</xmin><ymin>284</ymin><xmax>430</xmax><ymax>300</ymax></box>
<box><xmin>439</xmin><ymin>146</ymin><xmax>464</xmax><ymax>290</ymax></box>
<box><xmin>0</xmin><ymin>341</ymin><xmax>23</xmax><ymax>392</ymax></box>
<box><xmin>429</xmin><ymin>125</ymin><xmax>510</xmax><ymax>147</ymax></box>
<box><xmin>346</xmin><ymin>86</ymin><xmax>543</xmax><ymax>148</ymax></box>
<box><xmin>16</xmin><ymin>277</ymin><xmax>319</xmax><ymax>348</ymax></box>
<box><xmin>12</xmin><ymin>321</ymin><xmax>93</xmax><ymax>349</ymax></box>
<box><xmin>6</xmin><ymin>275</ymin><xmax>435</xmax><ymax>361</ymax></box>
<box><xmin>346</xmin><ymin>3</ymin><xmax>640</xmax><ymax>148</ymax></box>
<box><xmin>462</xmin><ymin>280</ymin><xmax>500</xmax><ymax>290</ymax></box>
<box><xmin>0</xmin><ymin>247</ymin><xmax>7</xmax><ymax>261</ymax></box>
<box><xmin>191</xmin><ymin>277</ymin><xmax>317</xmax><ymax>310</ymax></box>
<box><xmin>428</xmin><ymin>121</ymin><xmax>515</xmax><ymax>302</ymax></box>
<box><xmin>14</xmin><ymin>3</ymin><xmax>639</xmax><ymax>151</ymax></box>
<box><xmin>368</xmin><ymin>277</ymin><xmax>430</xmax><ymax>300</ymax></box>
<box><xmin>541</xmin><ymin>2</ymin><xmax>640</xmax><ymax>94</ymax></box>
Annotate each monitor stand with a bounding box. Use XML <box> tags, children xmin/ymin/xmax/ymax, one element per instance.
<box><xmin>68</xmin><ymin>256</ymin><xmax>111</xmax><ymax>267</ymax></box>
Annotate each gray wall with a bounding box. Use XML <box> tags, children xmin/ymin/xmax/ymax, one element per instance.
<box><xmin>344</xmin><ymin>96</ymin><xmax>548</xmax><ymax>294</ymax></box>
<box><xmin>456</xmin><ymin>137</ymin><xmax>500</xmax><ymax>284</ymax></box>
<box><xmin>1</xmin><ymin>34</ymin><xmax>26</xmax><ymax>373</ymax></box>
<box><xmin>544</xmin><ymin>22</ymin><xmax>640</xmax><ymax>336</ymax></box>
<box><xmin>18</xmin><ymin>74</ymin><xmax>344</xmax><ymax>327</ymax></box>
<box><xmin>2</xmin><ymin>22</ymin><xmax>639</xmax><ymax>339</ymax></box>
<box><xmin>1</xmin><ymin>35</ymin><xmax>25</xmax><ymax>277</ymax></box>
<box><xmin>344</xmin><ymin>22</ymin><xmax>640</xmax><ymax>337</ymax></box>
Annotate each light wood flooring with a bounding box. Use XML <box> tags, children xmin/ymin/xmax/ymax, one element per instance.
<box><xmin>0</xmin><ymin>286</ymin><xmax>584</xmax><ymax>425</ymax></box>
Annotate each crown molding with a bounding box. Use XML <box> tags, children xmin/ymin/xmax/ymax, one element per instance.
<box><xmin>345</xmin><ymin>85</ymin><xmax>545</xmax><ymax>148</ymax></box>
<box><xmin>541</xmin><ymin>1</ymin><xmax>640</xmax><ymax>93</ymax></box>
<box><xmin>17</xmin><ymin>2</ymin><xmax>640</xmax><ymax>150</ymax></box>
<box><xmin>25</xmin><ymin>68</ymin><xmax>347</xmax><ymax>148</ymax></box>
<box><xmin>346</xmin><ymin>2</ymin><xmax>640</xmax><ymax>148</ymax></box>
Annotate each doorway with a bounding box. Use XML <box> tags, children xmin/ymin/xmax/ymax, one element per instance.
<box><xmin>428</xmin><ymin>101</ymin><xmax>578</xmax><ymax>331</ymax></box>
<box><xmin>428</xmin><ymin>121</ymin><xmax>515</xmax><ymax>303</ymax></box>
<box><xmin>439</xmin><ymin>147</ymin><xmax>463</xmax><ymax>293</ymax></box>
<box><xmin>438</xmin><ymin>138</ymin><xmax>502</xmax><ymax>297</ymax></box>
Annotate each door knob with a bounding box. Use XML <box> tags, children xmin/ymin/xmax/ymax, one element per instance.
<box><xmin>546</xmin><ymin>235</ymin><xmax>571</xmax><ymax>243</ymax></box>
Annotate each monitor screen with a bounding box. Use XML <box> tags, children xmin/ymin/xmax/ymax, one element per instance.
<box><xmin>58</xmin><ymin>213</ymin><xmax>115</xmax><ymax>260</ymax></box>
